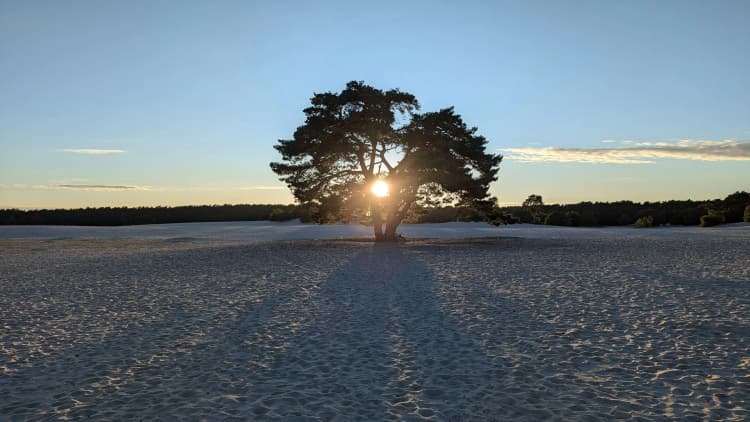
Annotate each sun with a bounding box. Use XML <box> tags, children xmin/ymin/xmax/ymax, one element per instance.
<box><xmin>371</xmin><ymin>180</ymin><xmax>389</xmax><ymax>198</ymax></box>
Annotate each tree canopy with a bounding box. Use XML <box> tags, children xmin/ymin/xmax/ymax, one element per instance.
<box><xmin>270</xmin><ymin>81</ymin><xmax>502</xmax><ymax>241</ymax></box>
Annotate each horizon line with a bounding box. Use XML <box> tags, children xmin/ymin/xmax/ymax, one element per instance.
<box><xmin>2</xmin><ymin>191</ymin><xmax>747</xmax><ymax>212</ymax></box>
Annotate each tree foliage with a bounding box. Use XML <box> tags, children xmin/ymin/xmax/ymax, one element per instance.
<box><xmin>521</xmin><ymin>194</ymin><xmax>546</xmax><ymax>224</ymax></box>
<box><xmin>270</xmin><ymin>81</ymin><xmax>502</xmax><ymax>241</ymax></box>
<box><xmin>522</xmin><ymin>194</ymin><xmax>544</xmax><ymax>208</ymax></box>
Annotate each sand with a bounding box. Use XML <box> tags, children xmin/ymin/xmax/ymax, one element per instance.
<box><xmin>0</xmin><ymin>224</ymin><xmax>748</xmax><ymax>420</ymax></box>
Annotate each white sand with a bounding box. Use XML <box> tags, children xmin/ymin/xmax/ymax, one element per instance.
<box><xmin>0</xmin><ymin>223</ymin><xmax>748</xmax><ymax>420</ymax></box>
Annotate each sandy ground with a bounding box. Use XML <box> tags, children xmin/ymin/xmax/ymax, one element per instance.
<box><xmin>0</xmin><ymin>224</ymin><xmax>748</xmax><ymax>420</ymax></box>
<box><xmin>2</xmin><ymin>220</ymin><xmax>749</xmax><ymax>242</ymax></box>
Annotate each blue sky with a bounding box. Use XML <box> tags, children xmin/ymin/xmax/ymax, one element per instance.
<box><xmin>1</xmin><ymin>0</ymin><xmax>748</xmax><ymax>208</ymax></box>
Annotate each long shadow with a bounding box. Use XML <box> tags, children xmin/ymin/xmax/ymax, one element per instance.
<box><xmin>42</xmin><ymin>243</ymin><xmax>407</xmax><ymax>420</ymax></box>
<box><xmin>387</xmin><ymin>242</ymin><xmax>567</xmax><ymax>420</ymax></box>
<box><xmin>228</xmin><ymin>244</ymin><xmax>401</xmax><ymax>420</ymax></box>
<box><xmin>233</xmin><ymin>243</ymin><xmax>557</xmax><ymax>420</ymax></box>
<box><xmin>426</xmin><ymin>240</ymin><xmax>675</xmax><ymax>417</ymax></box>
<box><xmin>0</xmin><ymin>242</ymin><xmax>346</xmax><ymax>419</ymax></box>
<box><xmin>11</xmin><ymin>238</ymin><xmax>732</xmax><ymax>420</ymax></box>
<box><xmin>404</xmin><ymin>238</ymin><xmax>750</xmax><ymax>420</ymax></box>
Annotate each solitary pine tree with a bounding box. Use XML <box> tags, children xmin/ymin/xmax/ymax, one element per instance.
<box><xmin>521</xmin><ymin>194</ymin><xmax>545</xmax><ymax>224</ymax></box>
<box><xmin>271</xmin><ymin>81</ymin><xmax>502</xmax><ymax>241</ymax></box>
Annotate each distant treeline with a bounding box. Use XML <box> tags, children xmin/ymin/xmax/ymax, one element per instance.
<box><xmin>2</xmin><ymin>191</ymin><xmax>749</xmax><ymax>227</ymax></box>
<box><xmin>0</xmin><ymin>204</ymin><xmax>300</xmax><ymax>226</ymax></box>
<box><xmin>496</xmin><ymin>191</ymin><xmax>750</xmax><ymax>228</ymax></box>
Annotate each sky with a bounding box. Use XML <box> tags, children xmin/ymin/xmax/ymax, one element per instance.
<box><xmin>1</xmin><ymin>0</ymin><xmax>748</xmax><ymax>209</ymax></box>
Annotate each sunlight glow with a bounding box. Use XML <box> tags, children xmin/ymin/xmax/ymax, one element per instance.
<box><xmin>371</xmin><ymin>180</ymin><xmax>389</xmax><ymax>197</ymax></box>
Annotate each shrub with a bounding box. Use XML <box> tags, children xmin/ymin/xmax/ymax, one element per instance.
<box><xmin>269</xmin><ymin>207</ymin><xmax>294</xmax><ymax>222</ymax></box>
<box><xmin>744</xmin><ymin>204</ymin><xmax>750</xmax><ymax>222</ymax></box>
<box><xmin>700</xmin><ymin>213</ymin><xmax>725</xmax><ymax>227</ymax></box>
<box><xmin>633</xmin><ymin>215</ymin><xmax>655</xmax><ymax>228</ymax></box>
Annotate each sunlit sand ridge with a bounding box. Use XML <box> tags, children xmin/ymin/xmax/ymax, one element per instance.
<box><xmin>0</xmin><ymin>224</ymin><xmax>748</xmax><ymax>419</ymax></box>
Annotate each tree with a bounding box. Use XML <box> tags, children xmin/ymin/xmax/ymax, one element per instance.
<box><xmin>722</xmin><ymin>191</ymin><xmax>750</xmax><ymax>223</ymax></box>
<box><xmin>522</xmin><ymin>194</ymin><xmax>545</xmax><ymax>224</ymax></box>
<box><xmin>522</xmin><ymin>194</ymin><xmax>544</xmax><ymax>208</ymax></box>
<box><xmin>270</xmin><ymin>81</ymin><xmax>502</xmax><ymax>241</ymax></box>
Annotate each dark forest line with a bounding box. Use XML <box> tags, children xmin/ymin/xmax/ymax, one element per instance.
<box><xmin>1</xmin><ymin>191</ymin><xmax>748</xmax><ymax>227</ymax></box>
<box><xmin>494</xmin><ymin>191</ymin><xmax>750</xmax><ymax>228</ymax></box>
<box><xmin>0</xmin><ymin>204</ymin><xmax>299</xmax><ymax>226</ymax></box>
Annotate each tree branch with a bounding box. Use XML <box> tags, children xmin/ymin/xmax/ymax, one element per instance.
<box><xmin>356</xmin><ymin>153</ymin><xmax>370</xmax><ymax>180</ymax></box>
<box><xmin>368</xmin><ymin>140</ymin><xmax>377</xmax><ymax>174</ymax></box>
<box><xmin>379</xmin><ymin>148</ymin><xmax>394</xmax><ymax>172</ymax></box>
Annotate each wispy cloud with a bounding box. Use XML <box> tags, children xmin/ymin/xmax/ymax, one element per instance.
<box><xmin>502</xmin><ymin>140</ymin><xmax>750</xmax><ymax>164</ymax></box>
<box><xmin>1</xmin><ymin>183</ymin><xmax>287</xmax><ymax>193</ymax></box>
<box><xmin>60</xmin><ymin>148</ymin><xmax>126</xmax><ymax>155</ymax></box>
<box><xmin>238</xmin><ymin>185</ymin><xmax>287</xmax><ymax>190</ymax></box>
<box><xmin>154</xmin><ymin>185</ymin><xmax>287</xmax><ymax>192</ymax></box>
<box><xmin>1</xmin><ymin>184</ymin><xmax>149</xmax><ymax>191</ymax></box>
<box><xmin>54</xmin><ymin>184</ymin><xmax>146</xmax><ymax>191</ymax></box>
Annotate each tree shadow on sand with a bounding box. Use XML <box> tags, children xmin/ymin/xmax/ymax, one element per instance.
<box><xmin>229</xmin><ymin>243</ymin><xmax>551</xmax><ymax>420</ymax></box>
<box><xmin>9</xmin><ymin>239</ymin><xmax>740</xmax><ymax>420</ymax></box>
<box><xmin>0</xmin><ymin>242</ymin><xmax>347</xmax><ymax>419</ymax></box>
<box><xmin>1</xmin><ymin>241</ymin><xmax>585</xmax><ymax>420</ymax></box>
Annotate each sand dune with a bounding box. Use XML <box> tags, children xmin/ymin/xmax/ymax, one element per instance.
<box><xmin>0</xmin><ymin>224</ymin><xmax>748</xmax><ymax>419</ymax></box>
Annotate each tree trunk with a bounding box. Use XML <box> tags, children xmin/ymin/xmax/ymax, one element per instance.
<box><xmin>382</xmin><ymin>206</ymin><xmax>403</xmax><ymax>241</ymax></box>
<box><xmin>371</xmin><ymin>203</ymin><xmax>384</xmax><ymax>241</ymax></box>
<box><xmin>373</xmin><ymin>223</ymin><xmax>384</xmax><ymax>241</ymax></box>
<box><xmin>380</xmin><ymin>200</ymin><xmax>413</xmax><ymax>242</ymax></box>
<box><xmin>383</xmin><ymin>219</ymin><xmax>399</xmax><ymax>241</ymax></box>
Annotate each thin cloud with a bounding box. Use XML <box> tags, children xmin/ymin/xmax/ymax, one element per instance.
<box><xmin>158</xmin><ymin>185</ymin><xmax>288</xmax><ymax>192</ymax></box>
<box><xmin>55</xmin><ymin>184</ymin><xmax>145</xmax><ymax>191</ymax></box>
<box><xmin>60</xmin><ymin>148</ymin><xmax>126</xmax><ymax>155</ymax></box>
<box><xmin>10</xmin><ymin>184</ymin><xmax>150</xmax><ymax>191</ymax></box>
<box><xmin>238</xmin><ymin>186</ymin><xmax>287</xmax><ymax>190</ymax></box>
<box><xmin>502</xmin><ymin>140</ymin><xmax>750</xmax><ymax>164</ymax></box>
<box><xmin>2</xmin><ymin>183</ymin><xmax>285</xmax><ymax>192</ymax></box>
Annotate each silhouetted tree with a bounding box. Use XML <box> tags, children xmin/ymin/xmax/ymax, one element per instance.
<box><xmin>521</xmin><ymin>194</ymin><xmax>546</xmax><ymax>223</ymax></box>
<box><xmin>722</xmin><ymin>191</ymin><xmax>750</xmax><ymax>223</ymax></box>
<box><xmin>270</xmin><ymin>81</ymin><xmax>502</xmax><ymax>241</ymax></box>
<box><xmin>522</xmin><ymin>194</ymin><xmax>544</xmax><ymax>208</ymax></box>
